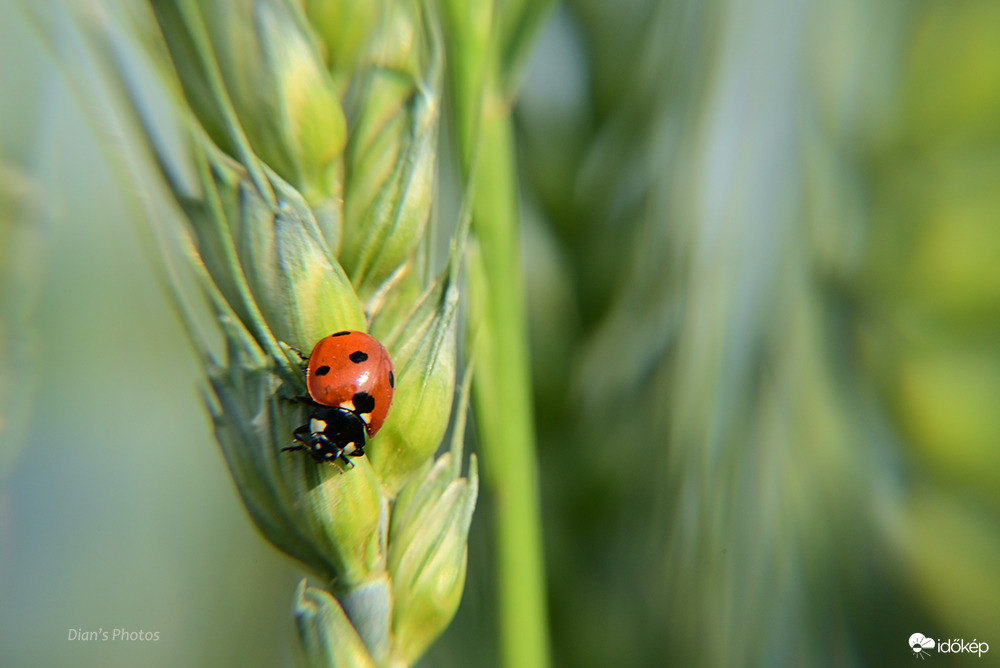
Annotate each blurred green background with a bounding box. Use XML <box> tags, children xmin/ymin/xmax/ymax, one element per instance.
<box><xmin>3</xmin><ymin>0</ymin><xmax>1000</xmax><ymax>666</ymax></box>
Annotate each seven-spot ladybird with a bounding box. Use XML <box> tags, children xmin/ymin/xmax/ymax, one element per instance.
<box><xmin>283</xmin><ymin>330</ymin><xmax>395</xmax><ymax>468</ymax></box>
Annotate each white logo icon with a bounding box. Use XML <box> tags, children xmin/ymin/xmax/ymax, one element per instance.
<box><xmin>910</xmin><ymin>633</ymin><xmax>935</xmax><ymax>659</ymax></box>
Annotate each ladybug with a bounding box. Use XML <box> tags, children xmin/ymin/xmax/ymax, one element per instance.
<box><xmin>283</xmin><ymin>330</ymin><xmax>395</xmax><ymax>468</ymax></box>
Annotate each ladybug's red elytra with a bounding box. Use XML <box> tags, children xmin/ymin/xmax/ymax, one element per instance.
<box><xmin>283</xmin><ymin>330</ymin><xmax>395</xmax><ymax>468</ymax></box>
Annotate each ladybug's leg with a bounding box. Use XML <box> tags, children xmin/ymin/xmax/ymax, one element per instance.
<box><xmin>279</xmin><ymin>341</ymin><xmax>309</xmax><ymax>365</ymax></box>
<box><xmin>312</xmin><ymin>433</ymin><xmax>354</xmax><ymax>469</ymax></box>
<box><xmin>310</xmin><ymin>406</ymin><xmax>367</xmax><ymax>468</ymax></box>
<box><xmin>290</xmin><ymin>423</ymin><xmax>315</xmax><ymax>444</ymax></box>
<box><xmin>282</xmin><ymin>426</ymin><xmax>311</xmax><ymax>453</ymax></box>
<box><xmin>284</xmin><ymin>425</ymin><xmax>326</xmax><ymax>460</ymax></box>
<box><xmin>289</xmin><ymin>424</ymin><xmax>354</xmax><ymax>469</ymax></box>
<box><xmin>338</xmin><ymin>444</ymin><xmax>361</xmax><ymax>467</ymax></box>
<box><xmin>284</xmin><ymin>407</ymin><xmax>366</xmax><ymax>469</ymax></box>
<box><xmin>335</xmin><ymin>438</ymin><xmax>365</xmax><ymax>467</ymax></box>
<box><xmin>304</xmin><ymin>435</ymin><xmax>357</xmax><ymax>468</ymax></box>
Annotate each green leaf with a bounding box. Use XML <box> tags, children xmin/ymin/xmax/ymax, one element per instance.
<box><xmin>341</xmin><ymin>66</ymin><xmax>438</xmax><ymax>299</ymax></box>
<box><xmin>151</xmin><ymin>0</ymin><xmax>347</xmax><ymax>204</ymax></box>
<box><xmin>294</xmin><ymin>580</ymin><xmax>379</xmax><ymax>668</ymax></box>
<box><xmin>388</xmin><ymin>455</ymin><xmax>478</xmax><ymax>665</ymax></box>
<box><xmin>367</xmin><ymin>265</ymin><xmax>459</xmax><ymax>495</ymax></box>
<box><xmin>238</xmin><ymin>168</ymin><xmax>367</xmax><ymax>349</ymax></box>
<box><xmin>303</xmin><ymin>0</ymin><xmax>379</xmax><ymax>86</ymax></box>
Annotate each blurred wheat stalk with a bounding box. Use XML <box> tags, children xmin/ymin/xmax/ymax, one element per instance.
<box><xmin>0</xmin><ymin>37</ymin><xmax>48</xmax><ymax>484</ymax></box>
<box><xmin>0</xmin><ymin>161</ymin><xmax>43</xmax><ymax>480</ymax></box>
<box><xmin>517</xmin><ymin>0</ymin><xmax>899</xmax><ymax>664</ymax></box>
<box><xmin>516</xmin><ymin>0</ymin><xmax>1000</xmax><ymax>665</ymax></box>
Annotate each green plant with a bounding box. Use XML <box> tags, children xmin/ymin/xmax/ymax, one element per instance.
<box><xmin>52</xmin><ymin>1</ymin><xmax>481</xmax><ymax>665</ymax></box>
<box><xmin>436</xmin><ymin>1</ymin><xmax>555</xmax><ymax>666</ymax></box>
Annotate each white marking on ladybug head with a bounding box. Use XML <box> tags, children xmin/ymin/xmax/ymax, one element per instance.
<box><xmin>359</xmin><ymin>412</ymin><xmax>371</xmax><ymax>424</ymax></box>
<box><xmin>310</xmin><ymin>418</ymin><xmax>327</xmax><ymax>433</ymax></box>
<box><xmin>339</xmin><ymin>400</ymin><xmax>355</xmax><ymax>412</ymax></box>
<box><xmin>343</xmin><ymin>442</ymin><xmax>357</xmax><ymax>455</ymax></box>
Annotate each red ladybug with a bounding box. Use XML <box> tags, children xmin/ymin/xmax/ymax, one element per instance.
<box><xmin>283</xmin><ymin>330</ymin><xmax>395</xmax><ymax>467</ymax></box>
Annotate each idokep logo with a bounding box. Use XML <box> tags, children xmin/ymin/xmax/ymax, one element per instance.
<box><xmin>909</xmin><ymin>633</ymin><xmax>990</xmax><ymax>659</ymax></box>
<box><xmin>909</xmin><ymin>634</ymin><xmax>935</xmax><ymax>659</ymax></box>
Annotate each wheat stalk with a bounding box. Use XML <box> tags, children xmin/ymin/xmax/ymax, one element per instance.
<box><xmin>49</xmin><ymin>1</ymin><xmax>480</xmax><ymax>666</ymax></box>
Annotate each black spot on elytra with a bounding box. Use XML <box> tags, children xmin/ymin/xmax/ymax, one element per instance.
<box><xmin>388</xmin><ymin>370</ymin><xmax>395</xmax><ymax>388</ymax></box>
<box><xmin>349</xmin><ymin>350</ymin><xmax>369</xmax><ymax>363</ymax></box>
<box><xmin>315</xmin><ymin>365</ymin><xmax>331</xmax><ymax>376</ymax></box>
<box><xmin>332</xmin><ymin>331</ymin><xmax>350</xmax><ymax>337</ymax></box>
<box><xmin>353</xmin><ymin>392</ymin><xmax>375</xmax><ymax>414</ymax></box>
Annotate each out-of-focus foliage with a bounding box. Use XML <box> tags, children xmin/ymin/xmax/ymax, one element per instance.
<box><xmin>0</xmin><ymin>0</ymin><xmax>47</xmax><ymax>482</ymax></box>
<box><xmin>502</xmin><ymin>0</ymin><xmax>1000</xmax><ymax>666</ymax></box>
<box><xmin>857</xmin><ymin>0</ymin><xmax>1000</xmax><ymax>640</ymax></box>
<box><xmin>0</xmin><ymin>162</ymin><xmax>42</xmax><ymax>479</ymax></box>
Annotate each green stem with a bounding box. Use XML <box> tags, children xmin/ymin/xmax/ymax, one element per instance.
<box><xmin>470</xmin><ymin>105</ymin><xmax>551</xmax><ymax>668</ymax></box>
<box><xmin>438</xmin><ymin>1</ymin><xmax>551</xmax><ymax>661</ymax></box>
